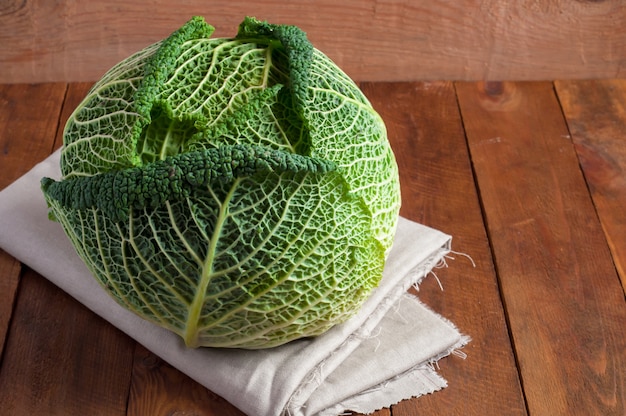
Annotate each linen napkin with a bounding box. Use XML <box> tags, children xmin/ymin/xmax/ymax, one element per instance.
<box><xmin>0</xmin><ymin>150</ymin><xmax>469</xmax><ymax>416</ymax></box>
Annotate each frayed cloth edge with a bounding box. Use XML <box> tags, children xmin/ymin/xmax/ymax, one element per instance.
<box><xmin>283</xmin><ymin>240</ymin><xmax>457</xmax><ymax>416</ymax></box>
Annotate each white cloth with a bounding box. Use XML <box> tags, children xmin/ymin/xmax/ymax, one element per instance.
<box><xmin>0</xmin><ymin>150</ymin><xmax>469</xmax><ymax>416</ymax></box>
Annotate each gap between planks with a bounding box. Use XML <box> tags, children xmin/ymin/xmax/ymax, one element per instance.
<box><xmin>455</xmin><ymin>80</ymin><xmax>626</xmax><ymax>416</ymax></box>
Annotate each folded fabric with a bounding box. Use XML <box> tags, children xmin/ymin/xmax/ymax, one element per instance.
<box><xmin>0</xmin><ymin>150</ymin><xmax>469</xmax><ymax>416</ymax></box>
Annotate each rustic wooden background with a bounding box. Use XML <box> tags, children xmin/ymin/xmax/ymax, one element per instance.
<box><xmin>1</xmin><ymin>1</ymin><xmax>626</xmax><ymax>414</ymax></box>
<box><xmin>1</xmin><ymin>0</ymin><xmax>625</xmax><ymax>84</ymax></box>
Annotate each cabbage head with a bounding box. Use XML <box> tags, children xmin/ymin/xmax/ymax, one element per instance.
<box><xmin>41</xmin><ymin>16</ymin><xmax>401</xmax><ymax>349</ymax></box>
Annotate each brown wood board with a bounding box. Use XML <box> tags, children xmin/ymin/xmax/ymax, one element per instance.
<box><xmin>127</xmin><ymin>344</ymin><xmax>246</xmax><ymax>416</ymax></box>
<box><xmin>1</xmin><ymin>1</ymin><xmax>625</xmax><ymax>84</ymax></box>
<box><xmin>455</xmin><ymin>81</ymin><xmax>626</xmax><ymax>415</ymax></box>
<box><xmin>0</xmin><ymin>249</ymin><xmax>20</xmax><ymax>359</ymax></box>
<box><xmin>0</xmin><ymin>83</ymin><xmax>67</xmax><ymax>189</ymax></box>
<box><xmin>0</xmin><ymin>269</ymin><xmax>135</xmax><ymax>415</ymax></box>
<box><xmin>555</xmin><ymin>79</ymin><xmax>626</xmax><ymax>293</ymax></box>
<box><xmin>0</xmin><ymin>81</ymin><xmax>625</xmax><ymax>414</ymax></box>
<box><xmin>0</xmin><ymin>82</ymin><xmax>66</xmax><ymax>366</ymax></box>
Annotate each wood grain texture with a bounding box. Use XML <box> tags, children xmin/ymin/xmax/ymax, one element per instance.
<box><xmin>128</xmin><ymin>344</ymin><xmax>245</xmax><ymax>416</ymax></box>
<box><xmin>0</xmin><ymin>269</ymin><xmax>135</xmax><ymax>415</ymax></box>
<box><xmin>0</xmin><ymin>82</ymin><xmax>66</xmax><ymax>369</ymax></box>
<box><xmin>555</xmin><ymin>79</ymin><xmax>626</xmax><ymax>293</ymax></box>
<box><xmin>1</xmin><ymin>0</ymin><xmax>625</xmax><ymax>83</ymax></box>
<box><xmin>456</xmin><ymin>81</ymin><xmax>626</xmax><ymax>415</ymax></box>
<box><xmin>1</xmin><ymin>79</ymin><xmax>625</xmax><ymax>414</ymax></box>
<box><xmin>0</xmin><ymin>83</ymin><xmax>66</xmax><ymax>188</ymax></box>
<box><xmin>362</xmin><ymin>81</ymin><xmax>527</xmax><ymax>415</ymax></box>
<box><xmin>0</xmin><ymin>249</ymin><xmax>21</xmax><ymax>360</ymax></box>
<box><xmin>0</xmin><ymin>82</ymin><xmax>135</xmax><ymax>415</ymax></box>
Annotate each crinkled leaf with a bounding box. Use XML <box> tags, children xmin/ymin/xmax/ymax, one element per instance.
<box><xmin>42</xmin><ymin>16</ymin><xmax>400</xmax><ymax>348</ymax></box>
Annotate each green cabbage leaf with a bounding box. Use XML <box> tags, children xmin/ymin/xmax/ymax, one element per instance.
<box><xmin>41</xmin><ymin>16</ymin><xmax>401</xmax><ymax>348</ymax></box>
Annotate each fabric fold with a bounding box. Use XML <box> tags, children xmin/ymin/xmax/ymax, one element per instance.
<box><xmin>0</xmin><ymin>150</ymin><xmax>469</xmax><ymax>416</ymax></box>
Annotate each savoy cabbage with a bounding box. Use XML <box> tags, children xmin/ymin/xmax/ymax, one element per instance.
<box><xmin>41</xmin><ymin>16</ymin><xmax>401</xmax><ymax>348</ymax></box>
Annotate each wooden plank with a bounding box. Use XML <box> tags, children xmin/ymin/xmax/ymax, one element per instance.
<box><xmin>555</xmin><ymin>79</ymin><xmax>626</xmax><ymax>293</ymax></box>
<box><xmin>0</xmin><ymin>83</ymin><xmax>67</xmax><ymax>189</ymax></box>
<box><xmin>455</xmin><ymin>81</ymin><xmax>626</xmax><ymax>415</ymax></box>
<box><xmin>0</xmin><ymin>249</ymin><xmax>20</xmax><ymax>360</ymax></box>
<box><xmin>127</xmin><ymin>344</ymin><xmax>245</xmax><ymax>416</ymax></box>
<box><xmin>0</xmin><ymin>82</ymin><xmax>66</xmax><ymax>364</ymax></box>
<box><xmin>361</xmin><ymin>81</ymin><xmax>527</xmax><ymax>415</ymax></box>
<box><xmin>0</xmin><ymin>82</ymin><xmax>135</xmax><ymax>414</ymax></box>
<box><xmin>1</xmin><ymin>0</ymin><xmax>625</xmax><ymax>84</ymax></box>
<box><xmin>0</xmin><ymin>269</ymin><xmax>134</xmax><ymax>415</ymax></box>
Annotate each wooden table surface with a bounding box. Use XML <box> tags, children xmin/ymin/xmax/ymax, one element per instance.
<box><xmin>0</xmin><ymin>80</ymin><xmax>625</xmax><ymax>415</ymax></box>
